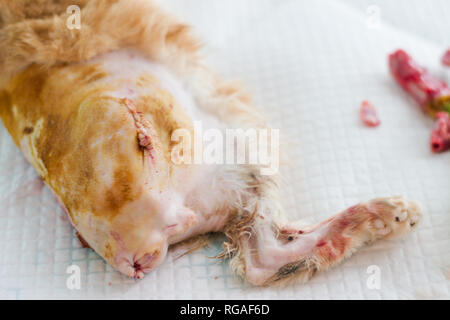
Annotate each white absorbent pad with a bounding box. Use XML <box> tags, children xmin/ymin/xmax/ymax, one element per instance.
<box><xmin>0</xmin><ymin>0</ymin><xmax>449</xmax><ymax>299</ymax></box>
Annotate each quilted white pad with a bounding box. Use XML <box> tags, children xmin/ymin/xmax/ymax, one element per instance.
<box><xmin>0</xmin><ymin>0</ymin><xmax>449</xmax><ymax>299</ymax></box>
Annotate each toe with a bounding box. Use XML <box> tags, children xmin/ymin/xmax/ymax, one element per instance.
<box><xmin>385</xmin><ymin>197</ymin><xmax>423</xmax><ymax>238</ymax></box>
<box><xmin>366</xmin><ymin>197</ymin><xmax>423</xmax><ymax>239</ymax></box>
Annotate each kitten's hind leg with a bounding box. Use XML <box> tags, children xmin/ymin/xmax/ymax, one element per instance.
<box><xmin>224</xmin><ymin>185</ymin><xmax>422</xmax><ymax>286</ymax></box>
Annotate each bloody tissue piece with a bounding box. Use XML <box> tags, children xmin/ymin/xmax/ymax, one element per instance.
<box><xmin>430</xmin><ymin>112</ymin><xmax>450</xmax><ymax>153</ymax></box>
<box><xmin>389</xmin><ymin>49</ymin><xmax>450</xmax><ymax>117</ymax></box>
<box><xmin>360</xmin><ymin>100</ymin><xmax>381</xmax><ymax>127</ymax></box>
<box><xmin>442</xmin><ymin>50</ymin><xmax>450</xmax><ymax>67</ymax></box>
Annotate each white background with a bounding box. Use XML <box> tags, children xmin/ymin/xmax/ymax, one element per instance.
<box><xmin>0</xmin><ymin>0</ymin><xmax>449</xmax><ymax>299</ymax></box>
